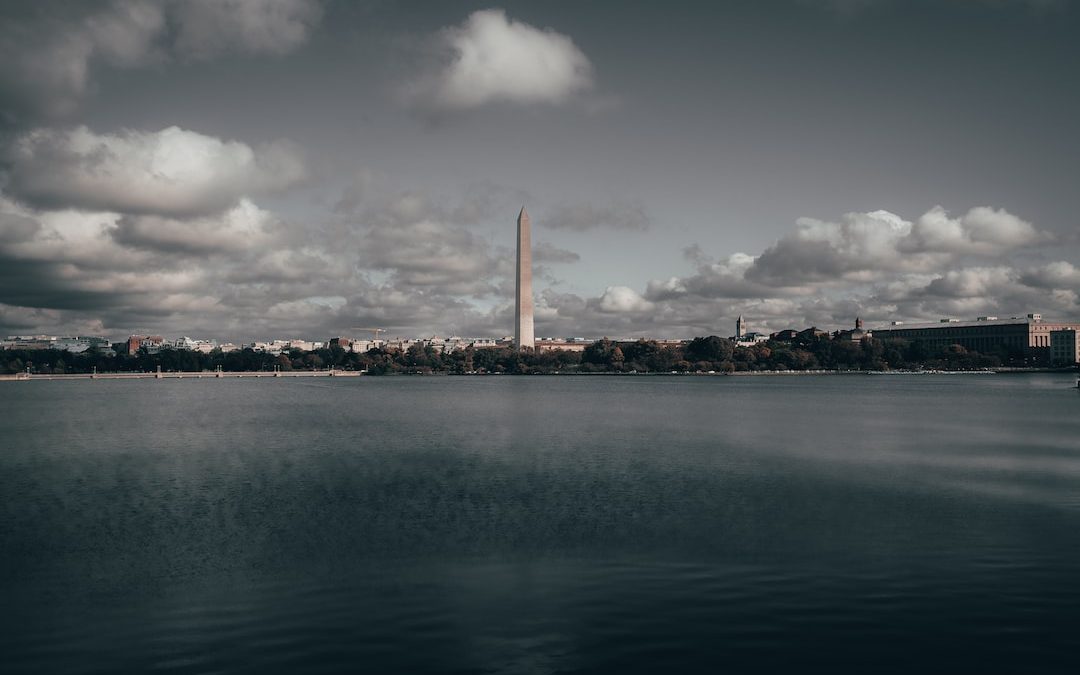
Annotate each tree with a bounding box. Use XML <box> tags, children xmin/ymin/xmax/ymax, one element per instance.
<box><xmin>686</xmin><ymin>336</ymin><xmax>734</xmax><ymax>362</ymax></box>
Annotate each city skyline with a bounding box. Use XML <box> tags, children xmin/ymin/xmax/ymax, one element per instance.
<box><xmin>1</xmin><ymin>1</ymin><xmax>1079</xmax><ymax>343</ymax></box>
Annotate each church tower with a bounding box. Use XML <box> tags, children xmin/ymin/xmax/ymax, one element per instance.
<box><xmin>736</xmin><ymin>315</ymin><xmax>746</xmax><ymax>339</ymax></box>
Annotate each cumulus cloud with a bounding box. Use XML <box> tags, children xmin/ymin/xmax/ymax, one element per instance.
<box><xmin>407</xmin><ymin>8</ymin><xmax>593</xmax><ymax>111</ymax></box>
<box><xmin>0</xmin><ymin>0</ymin><xmax>323</xmax><ymax>123</ymax></box>
<box><xmin>582</xmin><ymin>204</ymin><xmax>1076</xmax><ymax>337</ymax></box>
<box><xmin>2</xmin><ymin>187</ymin><xmax>1076</xmax><ymax>342</ymax></box>
<box><xmin>109</xmin><ymin>199</ymin><xmax>278</xmax><ymax>254</ymax></box>
<box><xmin>543</xmin><ymin>201</ymin><xmax>650</xmax><ymax>232</ymax></box>
<box><xmin>4</xmin><ymin>125</ymin><xmax>306</xmax><ymax>216</ymax></box>
<box><xmin>592</xmin><ymin>286</ymin><xmax>655</xmax><ymax>314</ymax></box>
<box><xmin>900</xmin><ymin>206</ymin><xmax>1043</xmax><ymax>256</ymax></box>
<box><xmin>1019</xmin><ymin>261</ymin><xmax>1080</xmax><ymax>289</ymax></box>
<box><xmin>747</xmin><ymin>206</ymin><xmax>1046</xmax><ymax>286</ymax></box>
<box><xmin>645</xmin><ymin>251</ymin><xmax>799</xmax><ymax>301</ymax></box>
<box><xmin>748</xmin><ymin>209</ymin><xmax>931</xmax><ymax>285</ymax></box>
<box><xmin>920</xmin><ymin>266</ymin><xmax>1017</xmax><ymax>298</ymax></box>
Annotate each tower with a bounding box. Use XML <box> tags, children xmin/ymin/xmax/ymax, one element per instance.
<box><xmin>515</xmin><ymin>206</ymin><xmax>535</xmax><ymax>350</ymax></box>
<box><xmin>855</xmin><ymin>316</ymin><xmax>863</xmax><ymax>331</ymax></box>
<box><xmin>736</xmin><ymin>315</ymin><xmax>746</xmax><ymax>339</ymax></box>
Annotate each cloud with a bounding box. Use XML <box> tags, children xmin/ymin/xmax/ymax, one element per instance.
<box><xmin>4</xmin><ymin>125</ymin><xmax>306</xmax><ymax>216</ymax></box>
<box><xmin>532</xmin><ymin>241</ymin><xmax>580</xmax><ymax>264</ymax></box>
<box><xmin>109</xmin><ymin>199</ymin><xmax>278</xmax><ymax>254</ymax></box>
<box><xmin>645</xmin><ymin>252</ymin><xmax>801</xmax><ymax>301</ymax></box>
<box><xmin>0</xmin><ymin>0</ymin><xmax>323</xmax><ymax>123</ymax></box>
<box><xmin>357</xmin><ymin>219</ymin><xmax>502</xmax><ymax>296</ymax></box>
<box><xmin>543</xmin><ymin>201</ymin><xmax>650</xmax><ymax>232</ymax></box>
<box><xmin>1019</xmin><ymin>261</ymin><xmax>1080</xmax><ymax>289</ymax></box>
<box><xmin>171</xmin><ymin>0</ymin><xmax>323</xmax><ymax>60</ymax></box>
<box><xmin>2</xmin><ymin>188</ymin><xmax>1076</xmax><ymax>342</ymax></box>
<box><xmin>407</xmin><ymin>9</ymin><xmax>593</xmax><ymax>111</ymax></box>
<box><xmin>900</xmin><ymin>206</ymin><xmax>1044</xmax><ymax>256</ymax></box>
<box><xmin>746</xmin><ymin>206</ymin><xmax>1046</xmax><ymax>287</ymax></box>
<box><xmin>747</xmin><ymin>209</ymin><xmax>931</xmax><ymax>286</ymax></box>
<box><xmin>592</xmin><ymin>286</ymin><xmax>655</xmax><ymax>314</ymax></box>
<box><xmin>920</xmin><ymin>266</ymin><xmax>1017</xmax><ymax>298</ymax></box>
<box><xmin>0</xmin><ymin>2</ymin><xmax>167</xmax><ymax>120</ymax></box>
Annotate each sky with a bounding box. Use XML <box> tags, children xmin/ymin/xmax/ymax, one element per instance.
<box><xmin>1</xmin><ymin>0</ymin><xmax>1078</xmax><ymax>341</ymax></box>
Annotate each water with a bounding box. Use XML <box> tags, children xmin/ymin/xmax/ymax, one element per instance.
<box><xmin>2</xmin><ymin>374</ymin><xmax>1079</xmax><ymax>673</ymax></box>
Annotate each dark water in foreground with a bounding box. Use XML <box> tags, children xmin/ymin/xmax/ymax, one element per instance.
<box><xmin>2</xmin><ymin>374</ymin><xmax>1080</xmax><ymax>673</ymax></box>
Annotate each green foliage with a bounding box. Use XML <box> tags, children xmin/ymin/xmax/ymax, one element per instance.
<box><xmin>0</xmin><ymin>333</ymin><xmax>1038</xmax><ymax>377</ymax></box>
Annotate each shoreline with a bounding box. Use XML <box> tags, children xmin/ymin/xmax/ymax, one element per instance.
<box><xmin>0</xmin><ymin>370</ymin><xmax>361</xmax><ymax>381</ymax></box>
<box><xmin>2</xmin><ymin>367</ymin><xmax>1074</xmax><ymax>382</ymax></box>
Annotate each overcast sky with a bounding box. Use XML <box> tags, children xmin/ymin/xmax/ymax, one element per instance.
<box><xmin>1</xmin><ymin>0</ymin><xmax>1078</xmax><ymax>341</ymax></box>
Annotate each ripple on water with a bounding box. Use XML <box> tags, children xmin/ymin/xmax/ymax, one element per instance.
<box><xmin>3</xmin><ymin>375</ymin><xmax>1080</xmax><ymax>673</ymax></box>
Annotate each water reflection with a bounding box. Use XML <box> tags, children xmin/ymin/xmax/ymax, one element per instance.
<box><xmin>2</xmin><ymin>374</ymin><xmax>1080</xmax><ymax>673</ymax></box>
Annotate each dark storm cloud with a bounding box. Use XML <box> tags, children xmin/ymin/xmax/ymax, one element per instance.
<box><xmin>543</xmin><ymin>201</ymin><xmax>650</xmax><ymax>232</ymax></box>
<box><xmin>0</xmin><ymin>258</ymin><xmax>128</xmax><ymax>311</ymax></box>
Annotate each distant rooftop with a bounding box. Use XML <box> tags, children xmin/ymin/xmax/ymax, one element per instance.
<box><xmin>874</xmin><ymin>314</ymin><xmax>1052</xmax><ymax>331</ymax></box>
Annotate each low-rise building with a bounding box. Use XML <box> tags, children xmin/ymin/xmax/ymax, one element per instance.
<box><xmin>127</xmin><ymin>335</ymin><xmax>165</xmax><ymax>355</ymax></box>
<box><xmin>2</xmin><ymin>335</ymin><xmax>60</xmax><ymax>350</ymax></box>
<box><xmin>174</xmin><ymin>337</ymin><xmax>217</xmax><ymax>353</ymax></box>
<box><xmin>872</xmin><ymin>313</ymin><xmax>1080</xmax><ymax>359</ymax></box>
<box><xmin>534</xmin><ymin>339</ymin><xmax>587</xmax><ymax>353</ymax></box>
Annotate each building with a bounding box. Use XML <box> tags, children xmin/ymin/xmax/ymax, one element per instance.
<box><xmin>1050</xmin><ymin>329</ymin><xmax>1079</xmax><ymax>366</ymax></box>
<box><xmin>126</xmin><ymin>335</ymin><xmax>165</xmax><ymax>355</ymax></box>
<box><xmin>770</xmin><ymin>329</ymin><xmax>799</xmax><ymax>342</ymax></box>
<box><xmin>834</xmin><ymin>317</ymin><xmax>872</xmax><ymax>343</ymax></box>
<box><xmin>872</xmin><ymin>313</ymin><xmax>1080</xmax><ymax>359</ymax></box>
<box><xmin>732</xmin><ymin>316</ymin><xmax>768</xmax><ymax>347</ymax></box>
<box><xmin>2</xmin><ymin>335</ymin><xmax>57</xmax><ymax>350</ymax></box>
<box><xmin>796</xmin><ymin>327</ymin><xmax>829</xmax><ymax>341</ymax></box>
<box><xmin>175</xmin><ymin>337</ymin><xmax>217</xmax><ymax>353</ymax></box>
<box><xmin>514</xmin><ymin>206</ymin><xmax>534</xmax><ymax>350</ymax></box>
<box><xmin>534</xmin><ymin>338</ymin><xmax>588</xmax><ymax>353</ymax></box>
<box><xmin>329</xmin><ymin>337</ymin><xmax>352</xmax><ymax>350</ymax></box>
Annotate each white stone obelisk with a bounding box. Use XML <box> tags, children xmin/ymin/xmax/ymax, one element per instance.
<box><xmin>515</xmin><ymin>206</ymin><xmax>535</xmax><ymax>350</ymax></box>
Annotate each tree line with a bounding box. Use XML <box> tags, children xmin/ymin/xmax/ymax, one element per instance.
<box><xmin>1</xmin><ymin>334</ymin><xmax>1033</xmax><ymax>376</ymax></box>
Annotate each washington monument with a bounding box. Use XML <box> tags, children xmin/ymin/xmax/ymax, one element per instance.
<box><xmin>515</xmin><ymin>206</ymin><xmax>534</xmax><ymax>350</ymax></box>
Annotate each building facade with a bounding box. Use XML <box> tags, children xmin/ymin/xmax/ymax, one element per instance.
<box><xmin>1050</xmin><ymin>329</ymin><xmax>1079</xmax><ymax>366</ymax></box>
<box><xmin>872</xmin><ymin>314</ymin><xmax>1080</xmax><ymax>359</ymax></box>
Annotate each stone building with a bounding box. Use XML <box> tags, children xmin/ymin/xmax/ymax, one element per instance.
<box><xmin>872</xmin><ymin>313</ymin><xmax>1080</xmax><ymax>359</ymax></box>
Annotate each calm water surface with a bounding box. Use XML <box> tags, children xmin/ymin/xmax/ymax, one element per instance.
<box><xmin>2</xmin><ymin>374</ymin><xmax>1080</xmax><ymax>673</ymax></box>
